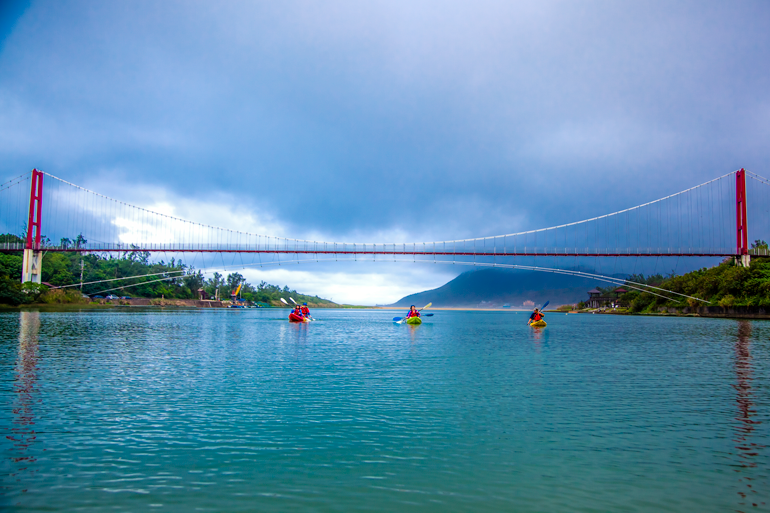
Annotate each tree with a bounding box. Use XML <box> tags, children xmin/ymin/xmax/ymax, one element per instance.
<box><xmin>0</xmin><ymin>277</ymin><xmax>25</xmax><ymax>305</ymax></box>
<box><xmin>227</xmin><ymin>272</ymin><xmax>245</xmax><ymax>290</ymax></box>
<box><xmin>0</xmin><ymin>253</ymin><xmax>22</xmax><ymax>280</ymax></box>
<box><xmin>127</xmin><ymin>245</ymin><xmax>150</xmax><ymax>265</ymax></box>
<box><xmin>626</xmin><ymin>273</ymin><xmax>666</xmax><ymax>286</ymax></box>
<box><xmin>42</xmin><ymin>253</ymin><xmax>75</xmax><ymax>285</ymax></box>
<box><xmin>183</xmin><ymin>269</ymin><xmax>205</xmax><ymax>292</ymax></box>
<box><xmin>0</xmin><ymin>233</ymin><xmax>24</xmax><ymax>245</ymax></box>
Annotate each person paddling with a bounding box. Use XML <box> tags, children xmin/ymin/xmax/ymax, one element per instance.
<box><xmin>528</xmin><ymin>308</ymin><xmax>544</xmax><ymax>325</ymax></box>
<box><xmin>405</xmin><ymin>305</ymin><xmax>421</xmax><ymax>319</ymax></box>
<box><xmin>293</xmin><ymin>305</ymin><xmax>304</xmax><ymax>319</ymax></box>
<box><xmin>300</xmin><ymin>302</ymin><xmax>310</xmax><ymax>317</ymax></box>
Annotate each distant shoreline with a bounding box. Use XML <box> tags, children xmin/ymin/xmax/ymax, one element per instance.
<box><xmin>378</xmin><ymin>306</ymin><xmax>770</xmax><ymax>319</ymax></box>
<box><xmin>3</xmin><ymin>304</ymin><xmax>766</xmax><ymax>319</ymax></box>
<box><xmin>377</xmin><ymin>306</ymin><xmax>536</xmax><ymax>312</ymax></box>
<box><xmin>586</xmin><ymin>306</ymin><xmax>770</xmax><ymax>320</ymax></box>
<box><xmin>1</xmin><ymin>300</ymin><xmax>352</xmax><ymax>310</ymax></box>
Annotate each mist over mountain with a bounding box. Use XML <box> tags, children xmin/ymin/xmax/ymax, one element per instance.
<box><xmin>387</xmin><ymin>268</ymin><xmax>619</xmax><ymax>308</ymax></box>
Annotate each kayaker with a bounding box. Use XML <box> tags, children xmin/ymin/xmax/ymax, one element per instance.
<box><xmin>293</xmin><ymin>305</ymin><xmax>304</xmax><ymax>318</ymax></box>
<box><xmin>300</xmin><ymin>302</ymin><xmax>310</xmax><ymax>316</ymax></box>
<box><xmin>405</xmin><ymin>305</ymin><xmax>421</xmax><ymax>319</ymax></box>
<box><xmin>528</xmin><ymin>308</ymin><xmax>544</xmax><ymax>324</ymax></box>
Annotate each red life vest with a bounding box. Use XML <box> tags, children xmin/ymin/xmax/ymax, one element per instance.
<box><xmin>533</xmin><ymin>312</ymin><xmax>542</xmax><ymax>321</ymax></box>
<box><xmin>301</xmin><ymin>306</ymin><xmax>310</xmax><ymax>315</ymax></box>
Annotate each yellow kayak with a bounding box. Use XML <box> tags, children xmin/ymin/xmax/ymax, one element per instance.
<box><xmin>529</xmin><ymin>320</ymin><xmax>547</xmax><ymax>327</ymax></box>
<box><xmin>405</xmin><ymin>317</ymin><xmax>422</xmax><ymax>325</ymax></box>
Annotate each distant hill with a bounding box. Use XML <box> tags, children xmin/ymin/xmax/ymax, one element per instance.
<box><xmin>388</xmin><ymin>267</ymin><xmax>617</xmax><ymax>308</ymax></box>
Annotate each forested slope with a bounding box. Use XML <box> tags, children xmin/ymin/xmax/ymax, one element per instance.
<box><xmin>0</xmin><ymin>234</ymin><xmax>336</xmax><ymax>306</ymax></box>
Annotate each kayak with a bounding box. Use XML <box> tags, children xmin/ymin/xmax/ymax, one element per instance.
<box><xmin>529</xmin><ymin>320</ymin><xmax>547</xmax><ymax>327</ymax></box>
<box><xmin>405</xmin><ymin>317</ymin><xmax>422</xmax><ymax>325</ymax></box>
<box><xmin>289</xmin><ymin>313</ymin><xmax>309</xmax><ymax>323</ymax></box>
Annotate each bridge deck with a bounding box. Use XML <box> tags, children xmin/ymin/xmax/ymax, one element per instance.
<box><xmin>0</xmin><ymin>246</ymin><xmax>747</xmax><ymax>257</ymax></box>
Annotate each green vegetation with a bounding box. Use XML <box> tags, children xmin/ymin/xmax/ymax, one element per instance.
<box><xmin>621</xmin><ymin>256</ymin><xmax>770</xmax><ymax>313</ymax></box>
<box><xmin>592</xmin><ymin>273</ymin><xmax>668</xmax><ymax>297</ymax></box>
<box><xmin>0</xmin><ymin>233</ymin><xmax>337</xmax><ymax>306</ymax></box>
<box><xmin>0</xmin><ymin>234</ymin><xmax>28</xmax><ymax>305</ymax></box>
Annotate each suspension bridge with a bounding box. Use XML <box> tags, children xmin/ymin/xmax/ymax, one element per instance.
<box><xmin>1</xmin><ymin>168</ymin><xmax>768</xmax><ymax>295</ymax></box>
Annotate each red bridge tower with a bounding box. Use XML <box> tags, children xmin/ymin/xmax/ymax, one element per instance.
<box><xmin>21</xmin><ymin>169</ymin><xmax>44</xmax><ymax>283</ymax></box>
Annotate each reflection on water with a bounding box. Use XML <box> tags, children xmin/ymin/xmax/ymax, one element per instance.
<box><xmin>733</xmin><ymin>321</ymin><xmax>765</xmax><ymax>511</ymax></box>
<box><xmin>406</xmin><ymin>324</ymin><xmax>421</xmax><ymax>343</ymax></box>
<box><xmin>288</xmin><ymin>321</ymin><xmax>309</xmax><ymax>344</ymax></box>
<box><xmin>10</xmin><ymin>311</ymin><xmax>40</xmax><ymax>488</ymax></box>
<box><xmin>528</xmin><ymin>324</ymin><xmax>546</xmax><ymax>351</ymax></box>
<box><xmin>529</xmin><ymin>326</ymin><xmax>546</xmax><ymax>338</ymax></box>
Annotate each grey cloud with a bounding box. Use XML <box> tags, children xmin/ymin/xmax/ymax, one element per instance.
<box><xmin>1</xmin><ymin>0</ymin><xmax>768</xmax><ymax>242</ymax></box>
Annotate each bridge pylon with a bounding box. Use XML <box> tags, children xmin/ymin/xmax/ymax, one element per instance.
<box><xmin>21</xmin><ymin>169</ymin><xmax>44</xmax><ymax>284</ymax></box>
<box><xmin>735</xmin><ymin>169</ymin><xmax>750</xmax><ymax>267</ymax></box>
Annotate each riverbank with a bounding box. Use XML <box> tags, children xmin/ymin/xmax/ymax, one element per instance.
<box><xmin>616</xmin><ymin>256</ymin><xmax>770</xmax><ymax>313</ymax></box>
<box><xmin>0</xmin><ymin>302</ymin><xmax>114</xmax><ymax>311</ymax></box>
<box><xmin>585</xmin><ymin>305</ymin><xmax>770</xmax><ymax>320</ymax></box>
<box><xmin>1</xmin><ymin>298</ymin><xmax>362</xmax><ymax>309</ymax></box>
<box><xmin>377</xmin><ymin>306</ymin><xmax>533</xmax><ymax>312</ymax></box>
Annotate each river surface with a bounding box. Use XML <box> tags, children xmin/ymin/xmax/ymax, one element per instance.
<box><xmin>1</xmin><ymin>308</ymin><xmax>768</xmax><ymax>512</ymax></box>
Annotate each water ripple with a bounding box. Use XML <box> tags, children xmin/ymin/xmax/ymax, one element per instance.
<box><xmin>1</xmin><ymin>309</ymin><xmax>768</xmax><ymax>511</ymax></box>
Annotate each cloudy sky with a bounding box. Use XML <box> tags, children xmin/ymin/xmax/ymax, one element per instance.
<box><xmin>1</xmin><ymin>1</ymin><xmax>769</xmax><ymax>304</ymax></box>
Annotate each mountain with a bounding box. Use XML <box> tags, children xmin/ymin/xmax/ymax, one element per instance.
<box><xmin>388</xmin><ymin>267</ymin><xmax>616</xmax><ymax>308</ymax></box>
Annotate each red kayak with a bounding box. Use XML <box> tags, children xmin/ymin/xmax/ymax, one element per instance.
<box><xmin>289</xmin><ymin>312</ymin><xmax>308</xmax><ymax>323</ymax></box>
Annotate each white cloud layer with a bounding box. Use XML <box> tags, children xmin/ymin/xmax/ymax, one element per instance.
<box><xmin>236</xmin><ymin>263</ymin><xmax>455</xmax><ymax>306</ymax></box>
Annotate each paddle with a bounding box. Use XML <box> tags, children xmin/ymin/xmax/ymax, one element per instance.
<box><xmin>280</xmin><ymin>298</ymin><xmax>289</xmax><ymax>305</ymax></box>
<box><xmin>398</xmin><ymin>302</ymin><xmax>432</xmax><ymax>324</ymax></box>
<box><xmin>393</xmin><ymin>313</ymin><xmax>434</xmax><ymax>323</ymax></box>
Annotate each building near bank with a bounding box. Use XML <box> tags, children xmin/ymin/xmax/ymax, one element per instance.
<box><xmin>586</xmin><ymin>288</ymin><xmax>628</xmax><ymax>308</ymax></box>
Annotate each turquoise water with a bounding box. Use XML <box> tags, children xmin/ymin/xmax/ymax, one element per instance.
<box><xmin>1</xmin><ymin>308</ymin><xmax>768</xmax><ymax>512</ymax></box>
